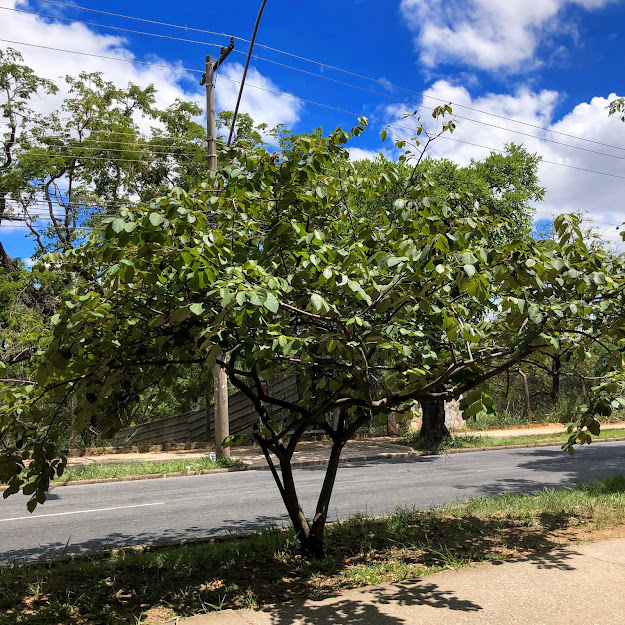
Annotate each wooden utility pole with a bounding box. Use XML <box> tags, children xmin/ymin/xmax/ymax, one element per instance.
<box><xmin>201</xmin><ymin>39</ymin><xmax>234</xmax><ymax>458</ymax></box>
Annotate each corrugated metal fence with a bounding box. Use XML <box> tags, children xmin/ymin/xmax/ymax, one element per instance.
<box><xmin>112</xmin><ymin>374</ymin><xmax>298</xmax><ymax>446</ymax></box>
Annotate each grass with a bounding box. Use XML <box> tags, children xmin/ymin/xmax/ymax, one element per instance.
<box><xmin>403</xmin><ymin>427</ymin><xmax>625</xmax><ymax>454</ymax></box>
<box><xmin>2</xmin><ymin>475</ymin><xmax>625</xmax><ymax>624</ymax></box>
<box><xmin>53</xmin><ymin>456</ymin><xmax>245</xmax><ymax>484</ymax></box>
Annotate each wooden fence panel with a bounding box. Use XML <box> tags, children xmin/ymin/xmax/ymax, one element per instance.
<box><xmin>112</xmin><ymin>374</ymin><xmax>297</xmax><ymax>446</ymax></box>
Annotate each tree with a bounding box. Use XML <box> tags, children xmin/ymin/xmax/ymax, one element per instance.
<box><xmin>2</xmin><ymin>115</ymin><xmax>625</xmax><ymax>558</ymax></box>
<box><xmin>0</xmin><ymin>48</ymin><xmax>57</xmax><ymax>269</ymax></box>
<box><xmin>607</xmin><ymin>96</ymin><xmax>625</xmax><ymax>122</ymax></box>
<box><xmin>353</xmin><ymin>142</ymin><xmax>545</xmax><ymax>439</ymax></box>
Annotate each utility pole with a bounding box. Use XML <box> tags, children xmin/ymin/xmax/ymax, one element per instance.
<box><xmin>201</xmin><ymin>38</ymin><xmax>234</xmax><ymax>458</ymax></box>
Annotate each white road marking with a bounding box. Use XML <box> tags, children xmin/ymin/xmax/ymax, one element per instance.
<box><xmin>0</xmin><ymin>501</ymin><xmax>165</xmax><ymax>523</ymax></box>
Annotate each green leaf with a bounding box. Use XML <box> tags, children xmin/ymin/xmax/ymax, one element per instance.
<box><xmin>111</xmin><ymin>219</ymin><xmax>125</xmax><ymax>234</ymax></box>
<box><xmin>587</xmin><ymin>420</ymin><xmax>600</xmax><ymax>436</ymax></box>
<box><xmin>189</xmin><ymin>303</ymin><xmax>204</xmax><ymax>316</ymax></box>
<box><xmin>149</xmin><ymin>213</ymin><xmax>165</xmax><ymax>227</ymax></box>
<box><xmin>264</xmin><ymin>293</ymin><xmax>279</xmax><ymax>313</ymax></box>
<box><xmin>310</xmin><ymin>293</ymin><xmax>326</xmax><ymax>312</ymax></box>
<box><xmin>222</xmin><ymin>434</ymin><xmax>244</xmax><ymax>448</ymax></box>
<box><xmin>463</xmin><ymin>264</ymin><xmax>476</xmax><ymax>277</ymax></box>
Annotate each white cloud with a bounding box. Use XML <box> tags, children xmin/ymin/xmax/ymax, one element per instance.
<box><xmin>216</xmin><ymin>63</ymin><xmax>303</xmax><ymax>131</ymax></box>
<box><xmin>400</xmin><ymin>0</ymin><xmax>615</xmax><ymax>71</ymax></box>
<box><xmin>0</xmin><ymin>0</ymin><xmax>301</xmax><ymax>132</ymax></box>
<box><xmin>385</xmin><ymin>81</ymin><xmax>625</xmax><ymax>250</ymax></box>
<box><xmin>347</xmin><ymin>147</ymin><xmax>395</xmax><ymax>161</ymax></box>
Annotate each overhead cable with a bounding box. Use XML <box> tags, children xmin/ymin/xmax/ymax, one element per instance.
<box><xmin>28</xmin><ymin>0</ymin><xmax>625</xmax><ymax>152</ymax></box>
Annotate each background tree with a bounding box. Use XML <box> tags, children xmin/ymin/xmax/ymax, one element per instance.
<box><xmin>0</xmin><ymin>48</ymin><xmax>57</xmax><ymax>269</ymax></box>
<box><xmin>607</xmin><ymin>96</ymin><xmax>625</xmax><ymax>122</ymax></box>
<box><xmin>353</xmin><ymin>142</ymin><xmax>545</xmax><ymax>438</ymax></box>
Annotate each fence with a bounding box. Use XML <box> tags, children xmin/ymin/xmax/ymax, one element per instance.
<box><xmin>112</xmin><ymin>374</ymin><xmax>298</xmax><ymax>446</ymax></box>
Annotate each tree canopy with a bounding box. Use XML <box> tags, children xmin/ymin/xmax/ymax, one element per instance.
<box><xmin>2</xmin><ymin>111</ymin><xmax>625</xmax><ymax>557</ymax></box>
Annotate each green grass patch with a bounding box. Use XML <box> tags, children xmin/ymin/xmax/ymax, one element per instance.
<box><xmin>55</xmin><ymin>456</ymin><xmax>245</xmax><ymax>484</ymax></box>
<box><xmin>2</xmin><ymin>475</ymin><xmax>625</xmax><ymax>624</ymax></box>
<box><xmin>403</xmin><ymin>427</ymin><xmax>625</xmax><ymax>454</ymax></box>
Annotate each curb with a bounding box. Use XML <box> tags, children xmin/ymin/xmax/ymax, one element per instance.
<box><xmin>432</xmin><ymin>435</ymin><xmax>625</xmax><ymax>456</ymax></box>
<box><xmin>4</xmin><ymin>436</ymin><xmax>625</xmax><ymax>492</ymax></box>
<box><xmin>0</xmin><ymin>466</ymin><xmax>247</xmax><ymax>493</ymax></box>
<box><xmin>245</xmin><ymin>450</ymin><xmax>419</xmax><ymax>471</ymax></box>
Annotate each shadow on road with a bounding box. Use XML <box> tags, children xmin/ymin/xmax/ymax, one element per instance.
<box><xmin>436</xmin><ymin>442</ymin><xmax>625</xmax><ymax>499</ymax></box>
<box><xmin>0</xmin><ymin>514</ymin><xmax>289</xmax><ymax>563</ymax></box>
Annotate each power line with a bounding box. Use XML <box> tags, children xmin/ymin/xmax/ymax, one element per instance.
<box><xmin>245</xmin><ymin>55</ymin><xmax>625</xmax><ymax>162</ymax></box>
<box><xmin>7</xmin><ymin>4</ymin><xmax>624</xmax><ymax>160</ymax></box>
<box><xmin>0</xmin><ymin>5</ymin><xmax>224</xmax><ymax>51</ymax></box>
<box><xmin>36</xmin><ymin>135</ymin><xmax>207</xmax><ymax>150</ymax></box>
<box><xmin>30</xmin><ymin>0</ymin><xmax>625</xmax><ymax>153</ymax></box>
<box><xmin>34</xmin><ymin>0</ymin><xmax>238</xmax><ymax>40</ymax></box>
<box><xmin>437</xmin><ymin>136</ymin><xmax>625</xmax><ymax>181</ymax></box>
<box><xmin>0</xmin><ymin>37</ymin><xmax>204</xmax><ymax>73</ymax></box>
<box><xmin>14</xmin><ymin>150</ymin><xmax>197</xmax><ymax>164</ymax></box>
<box><xmin>2</xmin><ymin>31</ymin><xmax>623</xmax><ymax>181</ymax></box>
<box><xmin>213</xmin><ymin>75</ymin><xmax>625</xmax><ymax>181</ymax></box>
<box><xmin>19</xmin><ymin>143</ymin><xmax>201</xmax><ymax>157</ymax></box>
<box><xmin>2</xmin><ymin>37</ymin><xmax>624</xmax><ymax>180</ymax></box>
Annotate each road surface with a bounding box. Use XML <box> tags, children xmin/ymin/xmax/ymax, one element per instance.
<box><xmin>1</xmin><ymin>441</ymin><xmax>624</xmax><ymax>562</ymax></box>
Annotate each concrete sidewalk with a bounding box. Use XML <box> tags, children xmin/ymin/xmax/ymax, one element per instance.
<box><xmin>169</xmin><ymin>537</ymin><xmax>625</xmax><ymax>625</ymax></box>
<box><xmin>64</xmin><ymin>423</ymin><xmax>625</xmax><ymax>470</ymax></box>
<box><xmin>474</xmin><ymin>422</ymin><xmax>625</xmax><ymax>438</ymax></box>
<box><xmin>64</xmin><ymin>439</ymin><xmax>418</xmax><ymax>470</ymax></box>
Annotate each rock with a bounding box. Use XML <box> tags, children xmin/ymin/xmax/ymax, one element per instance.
<box><xmin>444</xmin><ymin>399</ymin><xmax>466</xmax><ymax>430</ymax></box>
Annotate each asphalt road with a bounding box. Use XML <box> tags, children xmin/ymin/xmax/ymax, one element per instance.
<box><xmin>1</xmin><ymin>441</ymin><xmax>624</xmax><ymax>562</ymax></box>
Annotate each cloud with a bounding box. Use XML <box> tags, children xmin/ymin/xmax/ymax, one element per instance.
<box><xmin>216</xmin><ymin>63</ymin><xmax>303</xmax><ymax>131</ymax></box>
<box><xmin>400</xmin><ymin>0</ymin><xmax>616</xmax><ymax>71</ymax></box>
<box><xmin>385</xmin><ymin>80</ymin><xmax>625</xmax><ymax>249</ymax></box>
<box><xmin>0</xmin><ymin>0</ymin><xmax>301</xmax><ymax>131</ymax></box>
<box><xmin>347</xmin><ymin>147</ymin><xmax>395</xmax><ymax>161</ymax></box>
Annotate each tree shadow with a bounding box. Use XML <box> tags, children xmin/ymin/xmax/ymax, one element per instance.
<box><xmin>0</xmin><ymin>507</ymin><xmax>593</xmax><ymax>624</ymax></box>
<box><xmin>0</xmin><ymin>515</ymin><xmax>288</xmax><ymax>563</ymax></box>
<box><xmin>266</xmin><ymin>580</ymin><xmax>482</xmax><ymax>625</ymax></box>
<box><xmin>449</xmin><ymin>443</ymin><xmax>625</xmax><ymax>499</ymax></box>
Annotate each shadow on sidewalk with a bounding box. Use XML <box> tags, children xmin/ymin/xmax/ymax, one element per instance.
<box><xmin>266</xmin><ymin>580</ymin><xmax>482</xmax><ymax>625</ymax></box>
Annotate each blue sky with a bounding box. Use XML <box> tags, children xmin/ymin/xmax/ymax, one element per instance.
<box><xmin>1</xmin><ymin>0</ymin><xmax>624</xmax><ymax>259</ymax></box>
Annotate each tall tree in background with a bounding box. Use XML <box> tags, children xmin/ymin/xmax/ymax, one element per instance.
<box><xmin>353</xmin><ymin>142</ymin><xmax>545</xmax><ymax>440</ymax></box>
<box><xmin>0</xmin><ymin>48</ymin><xmax>57</xmax><ymax>269</ymax></box>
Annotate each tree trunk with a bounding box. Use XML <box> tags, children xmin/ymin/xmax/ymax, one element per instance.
<box><xmin>261</xmin><ymin>433</ymin><xmax>346</xmax><ymax>560</ymax></box>
<box><xmin>550</xmin><ymin>354</ymin><xmax>561</xmax><ymax>404</ymax></box>
<box><xmin>0</xmin><ymin>240</ymin><xmax>14</xmax><ymax>272</ymax></box>
<box><xmin>305</xmin><ymin>439</ymin><xmax>345</xmax><ymax>558</ymax></box>
<box><xmin>277</xmin><ymin>452</ymin><xmax>316</xmax><ymax>555</ymax></box>
<box><xmin>581</xmin><ymin>377</ymin><xmax>589</xmax><ymax>403</ymax></box>
<box><xmin>418</xmin><ymin>396</ymin><xmax>449</xmax><ymax>444</ymax></box>
<box><xmin>0</xmin><ymin>195</ymin><xmax>16</xmax><ymax>271</ymax></box>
